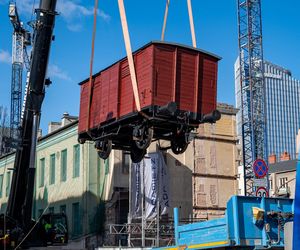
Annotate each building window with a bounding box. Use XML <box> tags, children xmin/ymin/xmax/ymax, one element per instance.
<box><xmin>49</xmin><ymin>154</ymin><xmax>55</xmax><ymax>185</ymax></box>
<box><xmin>60</xmin><ymin>205</ymin><xmax>66</xmax><ymax>214</ymax></box>
<box><xmin>0</xmin><ymin>174</ymin><xmax>3</xmax><ymax>198</ymax></box>
<box><xmin>104</xmin><ymin>159</ymin><xmax>109</xmax><ymax>175</ymax></box>
<box><xmin>39</xmin><ymin>158</ymin><xmax>45</xmax><ymax>187</ymax></box>
<box><xmin>6</xmin><ymin>172</ymin><xmax>11</xmax><ymax>197</ymax></box>
<box><xmin>73</xmin><ymin>144</ymin><xmax>80</xmax><ymax>178</ymax></box>
<box><xmin>72</xmin><ymin>202</ymin><xmax>81</xmax><ymax>236</ymax></box>
<box><xmin>61</xmin><ymin>149</ymin><xmax>67</xmax><ymax>182</ymax></box>
<box><xmin>122</xmin><ymin>152</ymin><xmax>129</xmax><ymax>174</ymax></box>
<box><xmin>38</xmin><ymin>208</ymin><xmax>44</xmax><ymax>218</ymax></box>
<box><xmin>199</xmin><ymin>184</ymin><xmax>204</xmax><ymax>193</ymax></box>
<box><xmin>269</xmin><ymin>177</ymin><xmax>273</xmax><ymax>190</ymax></box>
<box><xmin>279</xmin><ymin>177</ymin><xmax>288</xmax><ymax>188</ymax></box>
<box><xmin>197</xmin><ymin>193</ymin><xmax>206</xmax><ymax>206</ymax></box>
<box><xmin>49</xmin><ymin>207</ymin><xmax>54</xmax><ymax>214</ymax></box>
<box><xmin>210</xmin><ymin>185</ymin><xmax>217</xmax><ymax>205</ymax></box>
<box><xmin>210</xmin><ymin>145</ymin><xmax>216</xmax><ymax>168</ymax></box>
<box><xmin>196</xmin><ymin>158</ymin><xmax>206</xmax><ymax>173</ymax></box>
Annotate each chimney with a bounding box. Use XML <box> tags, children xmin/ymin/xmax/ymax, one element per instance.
<box><xmin>268</xmin><ymin>154</ymin><xmax>277</xmax><ymax>164</ymax></box>
<box><xmin>280</xmin><ymin>151</ymin><xmax>291</xmax><ymax>161</ymax></box>
<box><xmin>37</xmin><ymin>129</ymin><xmax>42</xmax><ymax>138</ymax></box>
<box><xmin>48</xmin><ymin>121</ymin><xmax>61</xmax><ymax>134</ymax></box>
<box><xmin>61</xmin><ymin>112</ymin><xmax>78</xmax><ymax>127</ymax></box>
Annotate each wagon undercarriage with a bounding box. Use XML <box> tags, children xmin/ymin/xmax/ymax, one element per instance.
<box><xmin>78</xmin><ymin>102</ymin><xmax>220</xmax><ymax>163</ymax></box>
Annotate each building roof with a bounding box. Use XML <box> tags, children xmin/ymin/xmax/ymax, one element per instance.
<box><xmin>269</xmin><ymin>159</ymin><xmax>297</xmax><ymax>174</ymax></box>
<box><xmin>264</xmin><ymin>60</ymin><xmax>292</xmax><ymax>76</ymax></box>
<box><xmin>217</xmin><ymin>103</ymin><xmax>239</xmax><ymax>115</ymax></box>
<box><xmin>38</xmin><ymin>120</ymin><xmax>78</xmax><ymax>142</ymax></box>
<box><xmin>79</xmin><ymin>41</ymin><xmax>221</xmax><ymax>85</ymax></box>
<box><xmin>0</xmin><ymin>120</ymin><xmax>79</xmax><ymax>161</ymax></box>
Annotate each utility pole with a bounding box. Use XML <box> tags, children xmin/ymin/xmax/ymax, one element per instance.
<box><xmin>237</xmin><ymin>0</ymin><xmax>267</xmax><ymax>196</ymax></box>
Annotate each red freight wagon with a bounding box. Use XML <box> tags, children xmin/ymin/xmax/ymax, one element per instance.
<box><xmin>78</xmin><ymin>41</ymin><xmax>221</xmax><ymax>162</ymax></box>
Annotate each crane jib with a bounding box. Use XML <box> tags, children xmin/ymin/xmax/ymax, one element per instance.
<box><xmin>6</xmin><ymin>0</ymin><xmax>58</xmax><ymax>238</ymax></box>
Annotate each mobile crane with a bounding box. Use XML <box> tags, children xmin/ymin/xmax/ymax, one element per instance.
<box><xmin>0</xmin><ymin>0</ymin><xmax>68</xmax><ymax>248</ymax></box>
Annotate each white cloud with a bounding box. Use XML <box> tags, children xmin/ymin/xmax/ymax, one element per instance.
<box><xmin>57</xmin><ymin>0</ymin><xmax>110</xmax><ymax>20</ymax></box>
<box><xmin>12</xmin><ymin>0</ymin><xmax>111</xmax><ymax>32</ymax></box>
<box><xmin>57</xmin><ymin>0</ymin><xmax>111</xmax><ymax>31</ymax></box>
<box><xmin>12</xmin><ymin>0</ymin><xmax>38</xmax><ymax>16</ymax></box>
<box><xmin>0</xmin><ymin>50</ymin><xmax>11</xmax><ymax>64</ymax></box>
<box><xmin>98</xmin><ymin>10</ymin><xmax>110</xmax><ymax>22</ymax></box>
<box><xmin>67</xmin><ymin>23</ymin><xmax>83</xmax><ymax>32</ymax></box>
<box><xmin>48</xmin><ymin>64</ymin><xmax>71</xmax><ymax>81</ymax></box>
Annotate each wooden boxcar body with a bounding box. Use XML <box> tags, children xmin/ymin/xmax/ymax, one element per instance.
<box><xmin>78</xmin><ymin>41</ymin><xmax>221</xmax><ymax>162</ymax></box>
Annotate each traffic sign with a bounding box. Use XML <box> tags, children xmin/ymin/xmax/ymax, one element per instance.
<box><xmin>256</xmin><ymin>187</ymin><xmax>269</xmax><ymax>197</ymax></box>
<box><xmin>253</xmin><ymin>159</ymin><xmax>268</xmax><ymax>178</ymax></box>
<box><xmin>253</xmin><ymin>178</ymin><xmax>268</xmax><ymax>187</ymax></box>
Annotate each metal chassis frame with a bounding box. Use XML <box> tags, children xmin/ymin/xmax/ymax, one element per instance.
<box><xmin>78</xmin><ymin>105</ymin><xmax>200</xmax><ymax>151</ymax></box>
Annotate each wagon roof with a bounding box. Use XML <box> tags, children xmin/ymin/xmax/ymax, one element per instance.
<box><xmin>78</xmin><ymin>41</ymin><xmax>221</xmax><ymax>85</ymax></box>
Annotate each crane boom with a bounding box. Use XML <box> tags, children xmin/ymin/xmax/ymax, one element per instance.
<box><xmin>7</xmin><ymin>0</ymin><xmax>57</xmax><ymax>227</ymax></box>
<box><xmin>1</xmin><ymin>1</ymin><xmax>68</xmax><ymax>248</ymax></box>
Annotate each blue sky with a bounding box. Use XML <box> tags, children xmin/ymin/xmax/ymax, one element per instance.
<box><xmin>0</xmin><ymin>0</ymin><xmax>299</xmax><ymax>135</ymax></box>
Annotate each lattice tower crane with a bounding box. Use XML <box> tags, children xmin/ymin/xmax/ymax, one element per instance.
<box><xmin>237</xmin><ymin>0</ymin><xmax>268</xmax><ymax>196</ymax></box>
<box><xmin>8</xmin><ymin>2</ymin><xmax>31</xmax><ymax>150</ymax></box>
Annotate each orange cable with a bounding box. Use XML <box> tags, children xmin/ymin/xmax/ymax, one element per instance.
<box><xmin>86</xmin><ymin>0</ymin><xmax>99</xmax><ymax>132</ymax></box>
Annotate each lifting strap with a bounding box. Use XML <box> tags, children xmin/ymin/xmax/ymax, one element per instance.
<box><xmin>187</xmin><ymin>0</ymin><xmax>197</xmax><ymax>48</ymax></box>
<box><xmin>87</xmin><ymin>0</ymin><xmax>99</xmax><ymax>131</ymax></box>
<box><xmin>161</xmin><ymin>0</ymin><xmax>197</xmax><ymax>48</ymax></box>
<box><xmin>118</xmin><ymin>0</ymin><xmax>141</xmax><ymax>112</ymax></box>
<box><xmin>87</xmin><ymin>0</ymin><xmax>196</xmax><ymax>124</ymax></box>
<box><xmin>161</xmin><ymin>0</ymin><xmax>170</xmax><ymax>41</ymax></box>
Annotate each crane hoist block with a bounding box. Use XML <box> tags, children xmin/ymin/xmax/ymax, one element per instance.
<box><xmin>78</xmin><ymin>41</ymin><xmax>221</xmax><ymax>162</ymax></box>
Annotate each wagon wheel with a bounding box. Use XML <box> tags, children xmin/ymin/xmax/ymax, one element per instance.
<box><xmin>133</xmin><ymin>125</ymin><xmax>153</xmax><ymax>150</ymax></box>
<box><xmin>95</xmin><ymin>139</ymin><xmax>112</xmax><ymax>160</ymax></box>
<box><xmin>130</xmin><ymin>144</ymin><xmax>146</xmax><ymax>163</ymax></box>
<box><xmin>171</xmin><ymin>134</ymin><xmax>189</xmax><ymax>155</ymax></box>
<box><xmin>78</xmin><ymin>138</ymin><xmax>86</xmax><ymax>144</ymax></box>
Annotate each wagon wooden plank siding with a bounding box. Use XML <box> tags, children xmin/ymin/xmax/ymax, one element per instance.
<box><xmin>78</xmin><ymin>41</ymin><xmax>221</xmax><ymax>162</ymax></box>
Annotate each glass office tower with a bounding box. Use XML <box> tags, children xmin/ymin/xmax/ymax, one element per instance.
<box><xmin>235</xmin><ymin>59</ymin><xmax>300</xmax><ymax>160</ymax></box>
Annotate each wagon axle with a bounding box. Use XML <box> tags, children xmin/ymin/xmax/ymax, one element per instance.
<box><xmin>132</xmin><ymin>124</ymin><xmax>153</xmax><ymax>150</ymax></box>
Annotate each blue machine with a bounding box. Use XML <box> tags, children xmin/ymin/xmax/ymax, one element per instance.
<box><xmin>293</xmin><ymin>158</ymin><xmax>300</xmax><ymax>249</ymax></box>
<box><xmin>159</xmin><ymin>196</ymin><xmax>293</xmax><ymax>250</ymax></box>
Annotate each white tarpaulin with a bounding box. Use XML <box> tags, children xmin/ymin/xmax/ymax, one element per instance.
<box><xmin>144</xmin><ymin>155</ymin><xmax>159</xmax><ymax>219</ymax></box>
<box><xmin>131</xmin><ymin>152</ymin><xmax>170</xmax><ymax>219</ymax></box>
<box><xmin>131</xmin><ymin>161</ymin><xmax>142</xmax><ymax>218</ymax></box>
<box><xmin>159</xmin><ymin>152</ymin><xmax>170</xmax><ymax>216</ymax></box>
